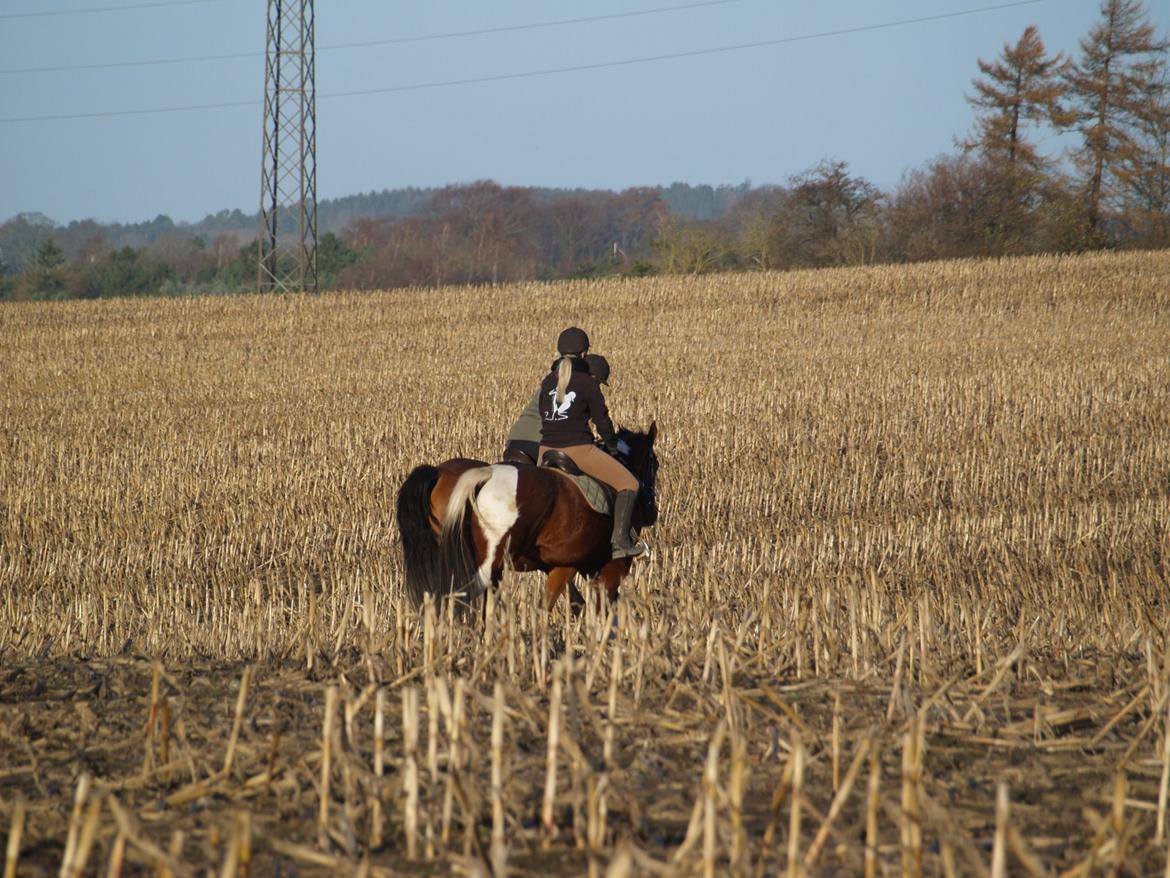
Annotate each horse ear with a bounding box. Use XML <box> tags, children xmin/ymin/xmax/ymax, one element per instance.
<box><xmin>647</xmin><ymin>420</ymin><xmax>658</xmax><ymax>444</ymax></box>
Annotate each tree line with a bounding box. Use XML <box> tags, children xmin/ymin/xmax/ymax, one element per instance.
<box><xmin>2</xmin><ymin>0</ymin><xmax>1166</xmax><ymax>302</ymax></box>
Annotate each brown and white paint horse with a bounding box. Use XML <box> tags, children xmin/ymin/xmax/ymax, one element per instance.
<box><xmin>395</xmin><ymin>424</ymin><xmax>659</xmax><ymax>610</ymax></box>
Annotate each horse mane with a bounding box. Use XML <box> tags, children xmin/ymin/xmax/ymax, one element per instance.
<box><xmin>615</xmin><ymin>425</ymin><xmax>654</xmax><ymax>454</ymax></box>
<box><xmin>614</xmin><ymin>424</ymin><xmax>659</xmax><ymax>528</ymax></box>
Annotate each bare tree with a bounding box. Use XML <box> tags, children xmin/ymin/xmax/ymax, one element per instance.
<box><xmin>785</xmin><ymin>161</ymin><xmax>883</xmax><ymax>268</ymax></box>
<box><xmin>725</xmin><ymin>187</ymin><xmax>786</xmax><ymax>271</ymax></box>
<box><xmin>652</xmin><ymin>216</ymin><xmax>727</xmax><ymax>275</ymax></box>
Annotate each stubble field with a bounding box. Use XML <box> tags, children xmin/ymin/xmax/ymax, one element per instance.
<box><xmin>2</xmin><ymin>251</ymin><xmax>1169</xmax><ymax>876</ymax></box>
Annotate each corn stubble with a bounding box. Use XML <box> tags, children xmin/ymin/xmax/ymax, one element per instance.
<box><xmin>1</xmin><ymin>250</ymin><xmax>1169</xmax><ymax>875</ymax></box>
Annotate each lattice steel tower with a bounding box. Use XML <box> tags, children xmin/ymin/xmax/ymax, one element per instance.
<box><xmin>258</xmin><ymin>0</ymin><xmax>317</xmax><ymax>293</ymax></box>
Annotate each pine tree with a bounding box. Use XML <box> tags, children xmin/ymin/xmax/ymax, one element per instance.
<box><xmin>966</xmin><ymin>25</ymin><xmax>1069</xmax><ymax>170</ymax></box>
<box><xmin>28</xmin><ymin>238</ymin><xmax>67</xmax><ymax>297</ymax></box>
<box><xmin>964</xmin><ymin>27</ymin><xmax>1070</xmax><ymax>253</ymax></box>
<box><xmin>1063</xmin><ymin>0</ymin><xmax>1169</xmax><ymax>235</ymax></box>
<box><xmin>1114</xmin><ymin>57</ymin><xmax>1170</xmax><ymax>244</ymax></box>
<box><xmin>33</xmin><ymin>238</ymin><xmax>65</xmax><ymax>271</ymax></box>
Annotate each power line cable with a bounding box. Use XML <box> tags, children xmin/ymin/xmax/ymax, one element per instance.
<box><xmin>0</xmin><ymin>48</ymin><xmax>255</xmax><ymax>76</ymax></box>
<box><xmin>326</xmin><ymin>0</ymin><xmax>746</xmax><ymax>50</ymax></box>
<box><xmin>0</xmin><ymin>0</ymin><xmax>1047</xmax><ymax>124</ymax></box>
<box><xmin>0</xmin><ymin>0</ymin><xmax>745</xmax><ymax>75</ymax></box>
<box><xmin>0</xmin><ymin>0</ymin><xmax>222</xmax><ymax>20</ymax></box>
<box><xmin>328</xmin><ymin>1</ymin><xmax>1050</xmax><ymax>99</ymax></box>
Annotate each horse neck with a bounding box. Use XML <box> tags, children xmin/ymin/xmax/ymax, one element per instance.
<box><xmin>625</xmin><ymin>441</ymin><xmax>652</xmax><ymax>481</ymax></box>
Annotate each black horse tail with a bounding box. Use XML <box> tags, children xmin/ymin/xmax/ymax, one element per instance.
<box><xmin>396</xmin><ymin>464</ymin><xmax>487</xmax><ymax>608</ymax></box>
<box><xmin>396</xmin><ymin>465</ymin><xmax>443</xmax><ymax>606</ymax></box>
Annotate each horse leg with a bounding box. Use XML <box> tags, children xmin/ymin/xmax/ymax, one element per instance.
<box><xmin>545</xmin><ymin>566</ymin><xmax>576</xmax><ymax>611</ymax></box>
<box><xmin>599</xmin><ymin>558</ymin><xmax>631</xmax><ymax>604</ymax></box>
<box><xmin>567</xmin><ymin>577</ymin><xmax>586</xmax><ymax>614</ymax></box>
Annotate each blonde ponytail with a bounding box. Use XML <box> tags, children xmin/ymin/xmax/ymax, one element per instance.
<box><xmin>555</xmin><ymin>357</ymin><xmax>573</xmax><ymax>405</ymax></box>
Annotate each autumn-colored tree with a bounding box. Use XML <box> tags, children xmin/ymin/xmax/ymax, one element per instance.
<box><xmin>1114</xmin><ymin>58</ymin><xmax>1170</xmax><ymax>245</ymax></box>
<box><xmin>966</xmin><ymin>25</ymin><xmax>1069</xmax><ymax>169</ymax></box>
<box><xmin>961</xmin><ymin>27</ymin><xmax>1072</xmax><ymax>252</ymax></box>
<box><xmin>343</xmin><ymin>217</ymin><xmax>392</xmax><ymax>252</ymax></box>
<box><xmin>1063</xmin><ymin>0</ymin><xmax>1168</xmax><ymax>236</ymax></box>
<box><xmin>885</xmin><ymin>155</ymin><xmax>978</xmax><ymax>261</ymax></box>
<box><xmin>426</xmin><ymin>182</ymin><xmax>538</xmax><ymax>284</ymax></box>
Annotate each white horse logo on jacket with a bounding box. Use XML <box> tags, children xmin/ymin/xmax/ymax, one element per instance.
<box><xmin>546</xmin><ymin>389</ymin><xmax>576</xmax><ymax>420</ymax></box>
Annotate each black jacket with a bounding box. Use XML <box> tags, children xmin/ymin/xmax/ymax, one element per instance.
<box><xmin>538</xmin><ymin>357</ymin><xmax>616</xmax><ymax>448</ymax></box>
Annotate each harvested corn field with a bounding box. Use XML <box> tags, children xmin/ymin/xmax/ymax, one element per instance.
<box><xmin>2</xmin><ymin>251</ymin><xmax>1170</xmax><ymax>875</ymax></box>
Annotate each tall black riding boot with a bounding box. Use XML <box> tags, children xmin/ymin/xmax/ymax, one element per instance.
<box><xmin>610</xmin><ymin>490</ymin><xmax>643</xmax><ymax>559</ymax></box>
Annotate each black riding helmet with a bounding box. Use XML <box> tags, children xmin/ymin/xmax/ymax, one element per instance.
<box><xmin>557</xmin><ymin>327</ymin><xmax>590</xmax><ymax>355</ymax></box>
<box><xmin>585</xmin><ymin>353</ymin><xmax>609</xmax><ymax>385</ymax></box>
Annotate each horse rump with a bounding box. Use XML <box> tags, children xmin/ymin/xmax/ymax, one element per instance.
<box><xmin>395</xmin><ymin>463</ymin><xmax>486</xmax><ymax>610</ymax></box>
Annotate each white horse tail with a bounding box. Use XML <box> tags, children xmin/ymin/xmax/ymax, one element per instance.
<box><xmin>441</xmin><ymin>467</ymin><xmax>495</xmax><ymax>542</ymax></box>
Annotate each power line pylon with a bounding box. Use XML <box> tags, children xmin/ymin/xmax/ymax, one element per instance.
<box><xmin>258</xmin><ymin>0</ymin><xmax>317</xmax><ymax>293</ymax></box>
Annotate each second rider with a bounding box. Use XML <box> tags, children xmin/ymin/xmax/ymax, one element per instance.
<box><xmin>536</xmin><ymin>327</ymin><xmax>643</xmax><ymax>560</ymax></box>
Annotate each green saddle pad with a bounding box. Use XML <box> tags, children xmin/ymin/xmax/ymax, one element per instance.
<box><xmin>565</xmin><ymin>473</ymin><xmax>611</xmax><ymax>515</ymax></box>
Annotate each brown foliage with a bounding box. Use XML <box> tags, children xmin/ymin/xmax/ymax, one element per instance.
<box><xmin>1063</xmin><ymin>0</ymin><xmax>1170</xmax><ymax>231</ymax></box>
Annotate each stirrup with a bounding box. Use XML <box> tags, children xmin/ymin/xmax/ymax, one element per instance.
<box><xmin>611</xmin><ymin>539</ymin><xmax>645</xmax><ymax>560</ymax></box>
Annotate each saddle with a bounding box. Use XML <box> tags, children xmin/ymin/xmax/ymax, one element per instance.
<box><xmin>539</xmin><ymin>450</ymin><xmax>613</xmax><ymax>515</ymax></box>
<box><xmin>502</xmin><ymin>446</ymin><xmax>536</xmax><ymax>466</ymax></box>
<box><xmin>539</xmin><ymin>449</ymin><xmax>581</xmax><ymax>476</ymax></box>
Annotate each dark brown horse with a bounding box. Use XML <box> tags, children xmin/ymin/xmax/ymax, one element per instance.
<box><xmin>395</xmin><ymin>424</ymin><xmax>659</xmax><ymax>610</ymax></box>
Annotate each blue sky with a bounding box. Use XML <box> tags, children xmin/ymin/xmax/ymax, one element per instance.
<box><xmin>1</xmin><ymin>0</ymin><xmax>1163</xmax><ymax>225</ymax></box>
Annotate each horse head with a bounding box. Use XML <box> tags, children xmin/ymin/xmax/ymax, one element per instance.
<box><xmin>616</xmin><ymin>421</ymin><xmax>659</xmax><ymax>528</ymax></box>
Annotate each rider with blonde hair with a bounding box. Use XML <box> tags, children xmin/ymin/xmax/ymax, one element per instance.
<box><xmin>538</xmin><ymin>327</ymin><xmax>643</xmax><ymax>559</ymax></box>
<box><xmin>504</xmin><ymin>353</ymin><xmax>609</xmax><ymax>465</ymax></box>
